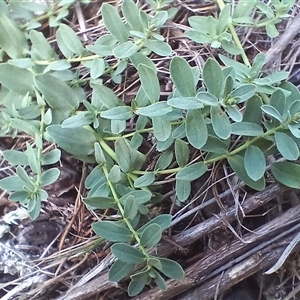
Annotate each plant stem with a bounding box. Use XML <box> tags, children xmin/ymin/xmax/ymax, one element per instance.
<box><xmin>216</xmin><ymin>0</ymin><xmax>251</xmax><ymax>67</ymax></box>
<box><xmin>102</xmin><ymin>165</ymin><xmax>149</xmax><ymax>257</ymax></box>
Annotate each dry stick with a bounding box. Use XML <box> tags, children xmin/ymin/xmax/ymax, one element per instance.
<box><xmin>263</xmin><ymin>12</ymin><xmax>300</xmax><ymax>70</ymax></box>
<box><xmin>58</xmin><ymin>184</ymin><xmax>290</xmax><ymax>300</ymax></box>
<box><xmin>133</xmin><ymin>205</ymin><xmax>300</xmax><ymax>300</ymax></box>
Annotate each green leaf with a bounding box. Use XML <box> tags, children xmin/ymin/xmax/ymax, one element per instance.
<box><xmin>28</xmin><ymin>198</ymin><xmax>42</xmax><ymax>220</ymax></box>
<box><xmin>120</xmin><ymin>190</ymin><xmax>152</xmax><ymax>205</ymax></box>
<box><xmin>0</xmin><ymin>175</ymin><xmax>24</xmax><ymax>192</ymax></box>
<box><xmin>256</xmin><ymin>1</ymin><xmax>274</xmax><ymax>17</ymax></box>
<box><xmin>25</xmin><ymin>142</ymin><xmax>39</xmax><ymax>174</ymax></box>
<box><xmin>122</xmin><ymin>0</ymin><xmax>143</xmax><ymax>31</ymax></box>
<box><xmin>175</xmin><ymin>139</ymin><xmax>189</xmax><ymax>167</ymax></box>
<box><xmin>176</xmin><ymin>179</ymin><xmax>191</xmax><ymax>202</ymax></box>
<box><xmin>92</xmin><ymin>221</ymin><xmax>132</xmax><ymax>242</ymax></box>
<box><xmin>186</xmin><ymin>109</ymin><xmax>208</xmax><ymax>149</ymax></box>
<box><xmin>44</xmin><ymin>60</ymin><xmax>71</xmax><ymax>73</ymax></box>
<box><xmin>109</xmin><ymin>259</ymin><xmax>135</xmax><ymax>282</ymax></box>
<box><xmin>47</xmin><ymin>125</ymin><xmax>96</xmax><ymax>157</ymax></box>
<box><xmin>124</xmin><ymin>195</ymin><xmax>139</xmax><ymax>220</ymax></box>
<box><xmin>112</xmin><ymin>119</ymin><xmax>126</xmax><ymax>134</ymax></box>
<box><xmin>30</xmin><ymin>30</ymin><xmax>57</xmax><ymax>61</ymax></box>
<box><xmin>0</xmin><ymin>64</ymin><xmax>33</xmax><ymax>95</ymax></box>
<box><xmin>83</xmin><ymin>196</ymin><xmax>116</xmax><ymax>209</ymax></box>
<box><xmin>155</xmin><ymin>149</ymin><xmax>173</xmax><ymax>170</ymax></box>
<box><xmin>143</xmin><ymin>39</ymin><xmax>172</xmax><ymax>56</ymax></box>
<box><xmin>167</xmin><ymin>97</ymin><xmax>203</xmax><ymax>110</ymax></box>
<box><xmin>221</xmin><ymin>40</ymin><xmax>242</xmax><ymax>55</ymax></box>
<box><xmin>231</xmin><ymin>122</ymin><xmax>263</xmax><ymax>136</ymax></box>
<box><xmin>94</xmin><ymin>142</ymin><xmax>106</xmax><ymax>165</ymax></box>
<box><xmin>101</xmin><ymin>106</ymin><xmax>133</xmax><ymax>120</ymax></box>
<box><xmin>91</xmin><ymin>83</ymin><xmax>123</xmax><ymax>109</ymax></box>
<box><xmin>261</xmin><ymin>105</ymin><xmax>283</xmax><ymax>122</ymax></box>
<box><xmin>275</xmin><ymin>132</ymin><xmax>299</xmax><ymax>160</ymax></box>
<box><xmin>233</xmin><ymin>0</ymin><xmax>256</xmax><ymax>19</ymax></box>
<box><xmin>289</xmin><ymin>123</ymin><xmax>300</xmax><ymax>139</ymax></box>
<box><xmin>153</xmin><ymin>270</ymin><xmax>167</xmax><ymax>290</ymax></box>
<box><xmin>61</xmin><ymin>113</ymin><xmax>93</xmax><ymax>128</ymax></box>
<box><xmin>219</xmin><ymin>54</ymin><xmax>250</xmax><ymax>79</ymax></box>
<box><xmin>243</xmin><ymin>95</ymin><xmax>262</xmax><ymax>124</ymax></box>
<box><xmin>170</xmin><ymin>57</ymin><xmax>196</xmax><ymax>97</ymax></box>
<box><xmin>271</xmin><ymin>161</ymin><xmax>300</xmax><ymax>188</ymax></box>
<box><xmin>196</xmin><ymin>92</ymin><xmax>219</xmax><ymax>106</ymax></box>
<box><xmin>115</xmin><ymin>138</ymin><xmax>132</xmax><ymax>173</ymax></box>
<box><xmin>211</xmin><ymin>106</ymin><xmax>231</xmax><ymax>139</ymax></box>
<box><xmin>185</xmin><ymin>30</ymin><xmax>212</xmax><ymax>44</ymax></box>
<box><xmin>203</xmin><ymin>58</ymin><xmax>223</xmax><ymax>98</ymax></box>
<box><xmin>0</xmin><ymin>1</ymin><xmax>9</xmax><ymax>15</ymax></box>
<box><xmin>40</xmin><ymin>168</ymin><xmax>60</xmax><ymax>186</ymax></box>
<box><xmin>152</xmin><ymin>116</ymin><xmax>172</xmax><ymax>142</ymax></box>
<box><xmin>111</xmin><ymin>243</ymin><xmax>146</xmax><ymax>264</ymax></box>
<box><xmin>102</xmin><ymin>3</ymin><xmax>128</xmax><ymax>43</ymax></box>
<box><xmin>201</xmin><ymin>135</ymin><xmax>228</xmax><ymax>154</ymax></box>
<box><xmin>176</xmin><ymin>162</ymin><xmax>207</xmax><ymax>181</ymax></box>
<box><xmin>56</xmin><ymin>25</ymin><xmax>83</xmax><ymax>58</ymax></box>
<box><xmin>16</xmin><ymin>166</ymin><xmax>35</xmax><ymax>190</ymax></box>
<box><xmin>90</xmin><ymin>58</ymin><xmax>105</xmax><ymax>79</ymax></box>
<box><xmin>156</xmin><ymin>134</ymin><xmax>174</xmax><ymax>152</ymax></box>
<box><xmin>115</xmin><ymin>138</ymin><xmax>145</xmax><ymax>172</ymax></box>
<box><xmin>129</xmin><ymin>133</ymin><xmax>142</xmax><ymax>150</ymax></box>
<box><xmin>130</xmin><ymin>52</ymin><xmax>157</xmax><ymax>73</ymax></box>
<box><xmin>226</xmin><ymin>105</ymin><xmax>243</xmax><ymax>122</ymax></box>
<box><xmin>34</xmin><ymin>74</ymin><xmax>79</xmax><ymax>111</ymax></box>
<box><xmin>251</xmin><ymin>53</ymin><xmax>266</xmax><ymax>78</ymax></box>
<box><xmin>113</xmin><ymin>41</ymin><xmax>139</xmax><ymax>58</ymax></box>
<box><xmin>128</xmin><ymin>276</ymin><xmax>147</xmax><ymax>297</ymax></box>
<box><xmin>216</xmin><ymin>4</ymin><xmax>230</xmax><ymax>34</ymax></box>
<box><xmin>138</xmin><ymin>64</ymin><xmax>160</xmax><ymax>103</ymax></box>
<box><xmin>137</xmin><ymin>214</ymin><xmax>172</xmax><ymax>233</ymax></box>
<box><xmin>3</xmin><ymin>150</ymin><xmax>28</xmax><ymax>166</ymax></box>
<box><xmin>188</xmin><ymin>16</ymin><xmax>210</xmax><ymax>32</ymax></box>
<box><xmin>228</xmin><ymin>155</ymin><xmax>265</xmax><ymax>191</ymax></box>
<box><xmin>8</xmin><ymin>58</ymin><xmax>34</xmax><ymax>69</ymax></box>
<box><xmin>158</xmin><ymin>258</ymin><xmax>185</xmax><ymax>280</ymax></box>
<box><xmin>231</xmin><ymin>84</ymin><xmax>257</xmax><ymax>103</ymax></box>
<box><xmin>140</xmin><ymin>224</ymin><xmax>162</xmax><ymax>248</ymax></box>
<box><xmin>270</xmin><ymin>89</ymin><xmax>287</xmax><ymax>117</ymax></box>
<box><xmin>266</xmin><ymin>23</ymin><xmax>278</xmax><ymax>38</ymax></box>
<box><xmin>136</xmin><ymin>101</ymin><xmax>171</xmax><ymax>117</ymax></box>
<box><xmin>108</xmin><ymin>165</ymin><xmax>121</xmax><ymax>183</ymax></box>
<box><xmin>9</xmin><ymin>191</ymin><xmax>29</xmax><ymax>202</ymax></box>
<box><xmin>0</xmin><ymin>13</ymin><xmax>28</xmax><ymax>58</ymax></box>
<box><xmin>172</xmin><ymin>123</ymin><xmax>186</xmax><ymax>139</ymax></box>
<box><xmin>244</xmin><ymin>145</ymin><xmax>266</xmax><ymax>181</ymax></box>
<box><xmin>134</xmin><ymin>172</ymin><xmax>155</xmax><ymax>188</ymax></box>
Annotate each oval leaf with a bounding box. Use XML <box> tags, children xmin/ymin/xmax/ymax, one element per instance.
<box><xmin>176</xmin><ymin>162</ymin><xmax>207</xmax><ymax>181</ymax></box>
<box><xmin>271</xmin><ymin>161</ymin><xmax>300</xmax><ymax>188</ymax></box>
<box><xmin>244</xmin><ymin>145</ymin><xmax>266</xmax><ymax>181</ymax></box>
<box><xmin>186</xmin><ymin>109</ymin><xmax>208</xmax><ymax>149</ymax></box>
<box><xmin>111</xmin><ymin>243</ymin><xmax>146</xmax><ymax>264</ymax></box>
<box><xmin>275</xmin><ymin>132</ymin><xmax>299</xmax><ymax>160</ymax></box>
<box><xmin>140</xmin><ymin>223</ymin><xmax>162</xmax><ymax>248</ymax></box>
<box><xmin>92</xmin><ymin>221</ymin><xmax>132</xmax><ymax>242</ymax></box>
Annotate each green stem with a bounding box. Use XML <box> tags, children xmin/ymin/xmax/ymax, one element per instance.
<box><xmin>216</xmin><ymin>0</ymin><xmax>251</xmax><ymax>67</ymax></box>
<box><xmin>102</xmin><ymin>165</ymin><xmax>149</xmax><ymax>257</ymax></box>
<box><xmin>35</xmin><ymin>105</ymin><xmax>46</xmax><ymax>186</ymax></box>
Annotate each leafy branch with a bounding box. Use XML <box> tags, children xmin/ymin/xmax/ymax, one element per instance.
<box><xmin>0</xmin><ymin>0</ymin><xmax>299</xmax><ymax>296</ymax></box>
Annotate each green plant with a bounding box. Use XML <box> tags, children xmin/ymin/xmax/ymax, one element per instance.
<box><xmin>0</xmin><ymin>0</ymin><xmax>299</xmax><ymax>296</ymax></box>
